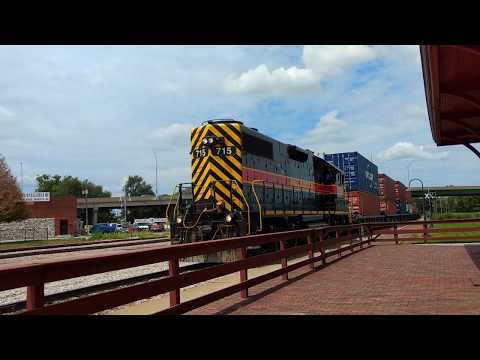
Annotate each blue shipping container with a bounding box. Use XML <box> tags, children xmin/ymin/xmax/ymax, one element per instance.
<box><xmin>324</xmin><ymin>152</ymin><xmax>378</xmax><ymax>194</ymax></box>
<box><xmin>396</xmin><ymin>201</ymin><xmax>407</xmax><ymax>214</ymax></box>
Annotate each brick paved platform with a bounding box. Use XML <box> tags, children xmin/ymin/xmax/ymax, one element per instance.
<box><xmin>188</xmin><ymin>244</ymin><xmax>480</xmax><ymax>315</ymax></box>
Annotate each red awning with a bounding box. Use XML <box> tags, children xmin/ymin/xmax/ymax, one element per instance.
<box><xmin>421</xmin><ymin>45</ymin><xmax>480</xmax><ymax>146</ymax></box>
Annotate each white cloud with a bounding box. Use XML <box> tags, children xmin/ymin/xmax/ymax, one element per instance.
<box><xmin>0</xmin><ymin>104</ymin><xmax>14</xmax><ymax>117</ymax></box>
<box><xmin>302</xmin><ymin>45</ymin><xmax>376</xmax><ymax>78</ymax></box>
<box><xmin>226</xmin><ymin>45</ymin><xmax>377</xmax><ymax>95</ymax></box>
<box><xmin>225</xmin><ymin>64</ymin><xmax>317</xmax><ymax>95</ymax></box>
<box><xmin>300</xmin><ymin>111</ymin><xmax>351</xmax><ymax>153</ymax></box>
<box><xmin>381</xmin><ymin>142</ymin><xmax>449</xmax><ymax>160</ymax></box>
<box><xmin>147</xmin><ymin>123</ymin><xmax>194</xmax><ymax>148</ymax></box>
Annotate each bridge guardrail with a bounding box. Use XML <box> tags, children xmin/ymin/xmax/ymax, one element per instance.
<box><xmin>0</xmin><ymin>223</ymin><xmax>380</xmax><ymax>315</ymax></box>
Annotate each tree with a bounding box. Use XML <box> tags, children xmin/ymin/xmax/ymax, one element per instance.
<box><xmin>35</xmin><ymin>175</ymin><xmax>111</xmax><ymax>198</ymax></box>
<box><xmin>97</xmin><ymin>209</ymin><xmax>120</xmax><ymax>223</ymax></box>
<box><xmin>123</xmin><ymin>175</ymin><xmax>155</xmax><ymax>197</ymax></box>
<box><xmin>0</xmin><ymin>155</ymin><xmax>28</xmax><ymax>222</ymax></box>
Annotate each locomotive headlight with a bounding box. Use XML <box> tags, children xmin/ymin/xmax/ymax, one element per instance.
<box><xmin>225</xmin><ymin>213</ymin><xmax>233</xmax><ymax>223</ymax></box>
<box><xmin>208</xmin><ymin>137</ymin><xmax>214</xmax><ymax>144</ymax></box>
<box><xmin>202</xmin><ymin>138</ymin><xmax>208</xmax><ymax>145</ymax></box>
<box><xmin>176</xmin><ymin>216</ymin><xmax>183</xmax><ymax>224</ymax></box>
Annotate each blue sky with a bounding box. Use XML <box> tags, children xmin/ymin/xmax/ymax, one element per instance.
<box><xmin>0</xmin><ymin>45</ymin><xmax>476</xmax><ymax>196</ymax></box>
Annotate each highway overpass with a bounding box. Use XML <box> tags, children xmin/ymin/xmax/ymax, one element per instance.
<box><xmin>77</xmin><ymin>194</ymin><xmax>193</xmax><ymax>224</ymax></box>
<box><xmin>409</xmin><ymin>186</ymin><xmax>480</xmax><ymax>197</ymax></box>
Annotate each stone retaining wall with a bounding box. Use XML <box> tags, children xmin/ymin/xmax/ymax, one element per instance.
<box><xmin>0</xmin><ymin>218</ymin><xmax>55</xmax><ymax>242</ymax></box>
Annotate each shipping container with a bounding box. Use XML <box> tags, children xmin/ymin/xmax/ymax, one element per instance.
<box><xmin>379</xmin><ymin>174</ymin><xmax>396</xmax><ymax>200</ymax></box>
<box><xmin>406</xmin><ymin>202</ymin><xmax>417</xmax><ymax>214</ymax></box>
<box><xmin>346</xmin><ymin>191</ymin><xmax>379</xmax><ymax>216</ymax></box>
<box><xmin>395</xmin><ymin>200</ymin><xmax>408</xmax><ymax>214</ymax></box>
<box><xmin>394</xmin><ymin>181</ymin><xmax>408</xmax><ymax>202</ymax></box>
<box><xmin>380</xmin><ymin>199</ymin><xmax>397</xmax><ymax>215</ymax></box>
<box><xmin>405</xmin><ymin>189</ymin><xmax>413</xmax><ymax>202</ymax></box>
<box><xmin>324</xmin><ymin>152</ymin><xmax>378</xmax><ymax>194</ymax></box>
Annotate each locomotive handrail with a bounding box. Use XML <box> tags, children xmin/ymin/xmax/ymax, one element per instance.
<box><xmin>250</xmin><ymin>179</ymin><xmax>264</xmax><ymax>232</ymax></box>
<box><xmin>232</xmin><ymin>180</ymin><xmax>251</xmax><ymax>235</ymax></box>
<box><xmin>0</xmin><ymin>221</ymin><xmax>381</xmax><ymax>315</ymax></box>
<box><xmin>165</xmin><ymin>184</ymin><xmax>179</xmax><ymax>220</ymax></box>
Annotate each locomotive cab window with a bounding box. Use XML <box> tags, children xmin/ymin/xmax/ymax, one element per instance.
<box><xmin>287</xmin><ymin>145</ymin><xmax>308</xmax><ymax>162</ymax></box>
<box><xmin>243</xmin><ymin>133</ymin><xmax>273</xmax><ymax>159</ymax></box>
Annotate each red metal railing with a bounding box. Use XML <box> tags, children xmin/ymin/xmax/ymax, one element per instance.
<box><xmin>370</xmin><ymin>218</ymin><xmax>480</xmax><ymax>244</ymax></box>
<box><xmin>0</xmin><ymin>224</ymin><xmax>376</xmax><ymax>315</ymax></box>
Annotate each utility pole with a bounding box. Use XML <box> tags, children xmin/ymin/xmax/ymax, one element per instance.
<box><xmin>153</xmin><ymin>150</ymin><xmax>158</xmax><ymax>198</ymax></box>
<box><xmin>20</xmin><ymin>162</ymin><xmax>23</xmax><ymax>192</ymax></box>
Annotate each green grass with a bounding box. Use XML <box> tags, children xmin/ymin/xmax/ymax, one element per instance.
<box><xmin>88</xmin><ymin>231</ymin><xmax>167</xmax><ymax>240</ymax></box>
<box><xmin>432</xmin><ymin>212</ymin><xmax>480</xmax><ymax>220</ymax></box>
<box><xmin>396</xmin><ymin>212</ymin><xmax>480</xmax><ymax>243</ymax></box>
<box><xmin>408</xmin><ymin>214</ymin><xmax>480</xmax><ymax>243</ymax></box>
<box><xmin>429</xmin><ymin>221</ymin><xmax>480</xmax><ymax>238</ymax></box>
<box><xmin>0</xmin><ymin>231</ymin><xmax>169</xmax><ymax>251</ymax></box>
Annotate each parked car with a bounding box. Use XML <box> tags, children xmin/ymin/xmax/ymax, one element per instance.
<box><xmin>150</xmin><ymin>223</ymin><xmax>164</xmax><ymax>232</ymax></box>
<box><xmin>90</xmin><ymin>223</ymin><xmax>117</xmax><ymax>234</ymax></box>
<box><xmin>133</xmin><ymin>223</ymin><xmax>150</xmax><ymax>231</ymax></box>
<box><xmin>115</xmin><ymin>224</ymin><xmax>126</xmax><ymax>232</ymax></box>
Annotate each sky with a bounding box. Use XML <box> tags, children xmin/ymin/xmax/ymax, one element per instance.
<box><xmin>0</xmin><ymin>45</ymin><xmax>477</xmax><ymax>196</ymax></box>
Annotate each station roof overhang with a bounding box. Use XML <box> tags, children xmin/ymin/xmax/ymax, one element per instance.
<box><xmin>421</xmin><ymin>45</ymin><xmax>480</xmax><ymax>146</ymax></box>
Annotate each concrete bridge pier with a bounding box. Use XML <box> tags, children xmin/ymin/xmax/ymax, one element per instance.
<box><xmin>93</xmin><ymin>207</ymin><xmax>98</xmax><ymax>225</ymax></box>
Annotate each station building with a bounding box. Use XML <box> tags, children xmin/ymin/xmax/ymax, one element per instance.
<box><xmin>23</xmin><ymin>193</ymin><xmax>77</xmax><ymax>236</ymax></box>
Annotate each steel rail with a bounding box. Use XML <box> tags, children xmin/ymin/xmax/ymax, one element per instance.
<box><xmin>0</xmin><ymin>238</ymin><xmax>169</xmax><ymax>260</ymax></box>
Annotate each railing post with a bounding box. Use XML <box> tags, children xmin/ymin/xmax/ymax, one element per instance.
<box><xmin>319</xmin><ymin>230</ymin><xmax>326</xmax><ymax>265</ymax></box>
<box><xmin>394</xmin><ymin>224</ymin><xmax>398</xmax><ymax>245</ymax></box>
<box><xmin>423</xmin><ymin>220</ymin><xmax>428</xmax><ymax>244</ymax></box>
<box><xmin>169</xmin><ymin>258</ymin><xmax>180</xmax><ymax>307</ymax></box>
<box><xmin>240</xmin><ymin>246</ymin><xmax>248</xmax><ymax>298</ymax></box>
<box><xmin>27</xmin><ymin>283</ymin><xmax>45</xmax><ymax>311</ymax></box>
<box><xmin>360</xmin><ymin>226</ymin><xmax>365</xmax><ymax>248</ymax></box>
<box><xmin>349</xmin><ymin>229</ymin><xmax>353</xmax><ymax>253</ymax></box>
<box><xmin>280</xmin><ymin>240</ymin><xmax>288</xmax><ymax>281</ymax></box>
<box><xmin>307</xmin><ymin>233</ymin><xmax>314</xmax><ymax>270</ymax></box>
<box><xmin>336</xmin><ymin>229</ymin><xmax>341</xmax><ymax>258</ymax></box>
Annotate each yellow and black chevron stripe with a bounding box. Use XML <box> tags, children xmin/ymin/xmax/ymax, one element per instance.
<box><xmin>191</xmin><ymin>122</ymin><xmax>244</xmax><ymax>211</ymax></box>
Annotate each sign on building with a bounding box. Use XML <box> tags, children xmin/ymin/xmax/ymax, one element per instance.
<box><xmin>23</xmin><ymin>192</ymin><xmax>51</xmax><ymax>202</ymax></box>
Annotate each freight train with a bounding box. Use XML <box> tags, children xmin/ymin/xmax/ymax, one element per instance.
<box><xmin>166</xmin><ymin>119</ymin><xmax>418</xmax><ymax>262</ymax></box>
<box><xmin>166</xmin><ymin>120</ymin><xmax>353</xmax><ymax>259</ymax></box>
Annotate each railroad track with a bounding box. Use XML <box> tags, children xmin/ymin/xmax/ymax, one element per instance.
<box><xmin>0</xmin><ymin>236</ymin><xmax>169</xmax><ymax>254</ymax></box>
<box><xmin>0</xmin><ymin>262</ymin><xmax>211</xmax><ymax>315</ymax></box>
<box><xmin>0</xmin><ymin>238</ymin><xmax>171</xmax><ymax>260</ymax></box>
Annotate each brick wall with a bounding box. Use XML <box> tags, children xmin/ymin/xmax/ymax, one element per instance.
<box><xmin>25</xmin><ymin>195</ymin><xmax>77</xmax><ymax>235</ymax></box>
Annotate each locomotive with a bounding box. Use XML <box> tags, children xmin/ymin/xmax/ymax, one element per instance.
<box><xmin>166</xmin><ymin>119</ymin><xmax>350</xmax><ymax>261</ymax></box>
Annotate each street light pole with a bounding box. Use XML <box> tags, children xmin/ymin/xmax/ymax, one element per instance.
<box><xmin>82</xmin><ymin>188</ymin><xmax>89</xmax><ymax>227</ymax></box>
<box><xmin>124</xmin><ymin>188</ymin><xmax>127</xmax><ymax>223</ymax></box>
<box><xmin>406</xmin><ymin>160</ymin><xmax>414</xmax><ymax>184</ymax></box>
<box><xmin>409</xmin><ymin>178</ymin><xmax>424</xmax><ymax>218</ymax></box>
<box><xmin>153</xmin><ymin>150</ymin><xmax>158</xmax><ymax>198</ymax></box>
